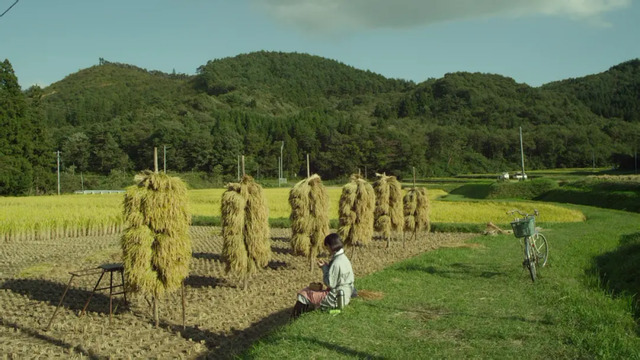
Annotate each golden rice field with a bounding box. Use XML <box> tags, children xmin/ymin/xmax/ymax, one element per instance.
<box><xmin>0</xmin><ymin>187</ymin><xmax>584</xmax><ymax>242</ymax></box>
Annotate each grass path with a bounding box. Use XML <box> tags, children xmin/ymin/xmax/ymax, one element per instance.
<box><xmin>245</xmin><ymin>205</ymin><xmax>640</xmax><ymax>359</ymax></box>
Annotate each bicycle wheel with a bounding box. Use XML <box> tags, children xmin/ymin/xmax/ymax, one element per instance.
<box><xmin>532</xmin><ymin>233</ymin><xmax>549</xmax><ymax>267</ymax></box>
<box><xmin>524</xmin><ymin>237</ymin><xmax>536</xmax><ymax>282</ymax></box>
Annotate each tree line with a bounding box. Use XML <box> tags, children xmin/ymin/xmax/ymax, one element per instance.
<box><xmin>2</xmin><ymin>52</ymin><xmax>639</xmax><ymax>195</ymax></box>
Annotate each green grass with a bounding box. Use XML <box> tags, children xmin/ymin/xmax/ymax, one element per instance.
<box><xmin>244</xmin><ymin>205</ymin><xmax>640</xmax><ymax>359</ymax></box>
<box><xmin>487</xmin><ymin>178</ymin><xmax>559</xmax><ymax>200</ymax></box>
<box><xmin>443</xmin><ymin>183</ymin><xmax>492</xmax><ymax>200</ymax></box>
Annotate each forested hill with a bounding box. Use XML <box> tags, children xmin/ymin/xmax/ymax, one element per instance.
<box><xmin>2</xmin><ymin>51</ymin><xmax>640</xmax><ymax>195</ymax></box>
<box><xmin>542</xmin><ymin>59</ymin><xmax>640</xmax><ymax>122</ymax></box>
<box><xmin>195</xmin><ymin>51</ymin><xmax>412</xmax><ymax>110</ymax></box>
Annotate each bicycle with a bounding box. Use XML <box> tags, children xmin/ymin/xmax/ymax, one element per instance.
<box><xmin>507</xmin><ymin>209</ymin><xmax>549</xmax><ymax>282</ymax></box>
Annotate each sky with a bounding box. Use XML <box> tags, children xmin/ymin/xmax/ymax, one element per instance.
<box><xmin>0</xmin><ymin>0</ymin><xmax>638</xmax><ymax>88</ymax></box>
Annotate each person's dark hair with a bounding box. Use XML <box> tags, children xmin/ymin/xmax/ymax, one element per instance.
<box><xmin>324</xmin><ymin>233</ymin><xmax>343</xmax><ymax>252</ymax></box>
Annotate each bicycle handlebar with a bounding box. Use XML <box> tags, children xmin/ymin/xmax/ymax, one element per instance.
<box><xmin>507</xmin><ymin>209</ymin><xmax>539</xmax><ymax>218</ymax></box>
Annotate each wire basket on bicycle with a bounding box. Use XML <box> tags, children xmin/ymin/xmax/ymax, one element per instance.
<box><xmin>510</xmin><ymin>217</ymin><xmax>535</xmax><ymax>238</ymax></box>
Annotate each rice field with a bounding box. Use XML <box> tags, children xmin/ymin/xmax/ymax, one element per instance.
<box><xmin>0</xmin><ymin>187</ymin><xmax>584</xmax><ymax>242</ymax></box>
<box><xmin>0</xmin><ymin>194</ymin><xmax>124</xmax><ymax>242</ymax></box>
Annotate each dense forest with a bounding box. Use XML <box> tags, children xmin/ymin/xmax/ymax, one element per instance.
<box><xmin>1</xmin><ymin>52</ymin><xmax>640</xmax><ymax>195</ymax></box>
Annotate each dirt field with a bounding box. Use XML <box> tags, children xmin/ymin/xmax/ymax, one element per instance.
<box><xmin>0</xmin><ymin>227</ymin><xmax>474</xmax><ymax>359</ymax></box>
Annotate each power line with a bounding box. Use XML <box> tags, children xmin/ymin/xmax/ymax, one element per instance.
<box><xmin>0</xmin><ymin>0</ymin><xmax>19</xmax><ymax>18</ymax></box>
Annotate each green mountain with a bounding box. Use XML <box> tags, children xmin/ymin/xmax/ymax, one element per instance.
<box><xmin>2</xmin><ymin>52</ymin><xmax>640</xmax><ymax>195</ymax></box>
<box><xmin>195</xmin><ymin>51</ymin><xmax>412</xmax><ymax>113</ymax></box>
<box><xmin>542</xmin><ymin>59</ymin><xmax>640</xmax><ymax>122</ymax></box>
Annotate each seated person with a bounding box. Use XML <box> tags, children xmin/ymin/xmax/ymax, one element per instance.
<box><xmin>292</xmin><ymin>233</ymin><xmax>355</xmax><ymax>318</ymax></box>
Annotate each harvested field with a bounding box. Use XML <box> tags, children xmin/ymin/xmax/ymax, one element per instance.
<box><xmin>0</xmin><ymin>227</ymin><xmax>474</xmax><ymax>359</ymax></box>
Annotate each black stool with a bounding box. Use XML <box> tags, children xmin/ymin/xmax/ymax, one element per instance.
<box><xmin>46</xmin><ymin>263</ymin><xmax>127</xmax><ymax>331</ymax></box>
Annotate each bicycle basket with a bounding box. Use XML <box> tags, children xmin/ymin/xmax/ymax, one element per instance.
<box><xmin>510</xmin><ymin>217</ymin><xmax>535</xmax><ymax>238</ymax></box>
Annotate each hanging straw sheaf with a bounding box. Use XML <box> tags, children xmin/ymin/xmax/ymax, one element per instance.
<box><xmin>403</xmin><ymin>186</ymin><xmax>430</xmax><ymax>235</ymax></box>
<box><xmin>388</xmin><ymin>176</ymin><xmax>404</xmax><ymax>234</ymax></box>
<box><xmin>308</xmin><ymin>176</ymin><xmax>329</xmax><ymax>258</ymax></box>
<box><xmin>244</xmin><ymin>176</ymin><xmax>271</xmax><ymax>270</ymax></box>
<box><xmin>338</xmin><ymin>174</ymin><xmax>375</xmax><ymax>247</ymax></box>
<box><xmin>289</xmin><ymin>179</ymin><xmax>312</xmax><ymax>255</ymax></box>
<box><xmin>221</xmin><ymin>184</ymin><xmax>248</xmax><ymax>275</ymax></box>
<box><xmin>121</xmin><ymin>171</ymin><xmax>191</xmax><ymax>297</ymax></box>
<box><xmin>373</xmin><ymin>173</ymin><xmax>404</xmax><ymax>240</ymax></box>
<box><xmin>289</xmin><ymin>174</ymin><xmax>329</xmax><ymax>266</ymax></box>
<box><xmin>415</xmin><ymin>187</ymin><xmax>431</xmax><ymax>233</ymax></box>
<box><xmin>373</xmin><ymin>174</ymin><xmax>391</xmax><ymax>237</ymax></box>
<box><xmin>221</xmin><ymin>175</ymin><xmax>271</xmax><ymax>284</ymax></box>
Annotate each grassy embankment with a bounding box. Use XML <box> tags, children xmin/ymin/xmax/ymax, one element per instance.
<box><xmin>245</xmin><ymin>204</ymin><xmax>640</xmax><ymax>358</ymax></box>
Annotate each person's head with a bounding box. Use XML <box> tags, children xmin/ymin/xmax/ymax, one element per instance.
<box><xmin>324</xmin><ymin>233</ymin><xmax>343</xmax><ymax>253</ymax></box>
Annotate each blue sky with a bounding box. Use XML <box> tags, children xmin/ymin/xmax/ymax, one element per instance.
<box><xmin>1</xmin><ymin>0</ymin><xmax>638</xmax><ymax>88</ymax></box>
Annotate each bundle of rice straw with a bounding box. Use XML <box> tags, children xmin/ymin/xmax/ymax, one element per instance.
<box><xmin>121</xmin><ymin>171</ymin><xmax>191</xmax><ymax>298</ymax></box>
<box><xmin>403</xmin><ymin>186</ymin><xmax>430</xmax><ymax>239</ymax></box>
<box><xmin>373</xmin><ymin>173</ymin><xmax>404</xmax><ymax>247</ymax></box>
<box><xmin>289</xmin><ymin>174</ymin><xmax>330</xmax><ymax>270</ymax></box>
<box><xmin>338</xmin><ymin>174</ymin><xmax>375</xmax><ymax>248</ymax></box>
<box><xmin>221</xmin><ymin>175</ymin><xmax>271</xmax><ymax>289</ymax></box>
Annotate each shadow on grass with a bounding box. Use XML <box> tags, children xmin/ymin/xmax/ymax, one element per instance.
<box><xmin>271</xmin><ymin>246</ymin><xmax>293</xmax><ymax>255</ymax></box>
<box><xmin>446</xmin><ymin>183</ymin><xmax>491</xmax><ymax>199</ymax></box>
<box><xmin>588</xmin><ymin>231</ymin><xmax>640</xmax><ymax>325</ymax></box>
<box><xmin>396</xmin><ymin>263</ymin><xmax>506</xmax><ymax>279</ymax></box>
<box><xmin>0</xmin><ymin>278</ymin><xmax>125</xmax><ymax>315</ymax></box>
<box><xmin>255</xmin><ymin>336</ymin><xmax>386</xmax><ymax>359</ymax></box>
<box><xmin>184</xmin><ymin>275</ymin><xmax>227</xmax><ymax>289</ymax></box>
<box><xmin>267</xmin><ymin>260</ymin><xmax>289</xmax><ymax>270</ymax></box>
<box><xmin>157</xmin><ymin>308</ymin><xmax>293</xmax><ymax>360</ymax></box>
<box><xmin>192</xmin><ymin>252</ymin><xmax>222</xmax><ymax>261</ymax></box>
<box><xmin>271</xmin><ymin>236</ymin><xmax>291</xmax><ymax>242</ymax></box>
<box><xmin>0</xmin><ymin>317</ymin><xmax>101</xmax><ymax>359</ymax></box>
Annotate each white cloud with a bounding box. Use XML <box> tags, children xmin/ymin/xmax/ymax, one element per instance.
<box><xmin>254</xmin><ymin>0</ymin><xmax>631</xmax><ymax>32</ymax></box>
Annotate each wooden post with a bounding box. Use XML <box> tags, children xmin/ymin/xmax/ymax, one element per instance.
<box><xmin>153</xmin><ymin>295</ymin><xmax>159</xmax><ymax>327</ymax></box>
<box><xmin>241</xmin><ymin>155</ymin><xmax>245</xmax><ymax>177</ymax></box>
<box><xmin>163</xmin><ymin>145</ymin><xmax>167</xmax><ymax>174</ymax></box>
<box><xmin>413</xmin><ymin>167</ymin><xmax>416</xmax><ymax>188</ymax></box>
<box><xmin>56</xmin><ymin>151</ymin><xmax>61</xmax><ymax>195</ymax></box>
<box><xmin>46</xmin><ymin>276</ymin><xmax>75</xmax><ymax>331</ymax></box>
<box><xmin>181</xmin><ymin>281</ymin><xmax>186</xmax><ymax>330</ymax></box>
<box><xmin>153</xmin><ymin>147</ymin><xmax>159</xmax><ymax>173</ymax></box>
<box><xmin>412</xmin><ymin>167</ymin><xmax>417</xmax><ymax>242</ymax></box>
<box><xmin>306</xmin><ymin>153</ymin><xmax>310</xmax><ymax>178</ymax></box>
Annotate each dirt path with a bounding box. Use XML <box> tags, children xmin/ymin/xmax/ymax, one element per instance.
<box><xmin>0</xmin><ymin>227</ymin><xmax>474</xmax><ymax>359</ymax></box>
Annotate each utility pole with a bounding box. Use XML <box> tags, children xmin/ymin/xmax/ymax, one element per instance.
<box><xmin>237</xmin><ymin>155</ymin><xmax>240</xmax><ymax>181</ymax></box>
<box><xmin>519</xmin><ymin>127</ymin><xmax>526</xmax><ymax>181</ymax></box>
<box><xmin>153</xmin><ymin>147</ymin><xmax>158</xmax><ymax>173</ymax></box>
<box><xmin>279</xmin><ymin>141</ymin><xmax>284</xmax><ymax>186</ymax></box>
<box><xmin>57</xmin><ymin>150</ymin><xmax>61</xmax><ymax>195</ymax></box>
<box><xmin>306</xmin><ymin>153</ymin><xmax>310</xmax><ymax>178</ymax></box>
<box><xmin>163</xmin><ymin>145</ymin><xmax>167</xmax><ymax>174</ymax></box>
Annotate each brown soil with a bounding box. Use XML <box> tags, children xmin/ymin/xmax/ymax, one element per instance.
<box><xmin>0</xmin><ymin>227</ymin><xmax>474</xmax><ymax>359</ymax></box>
